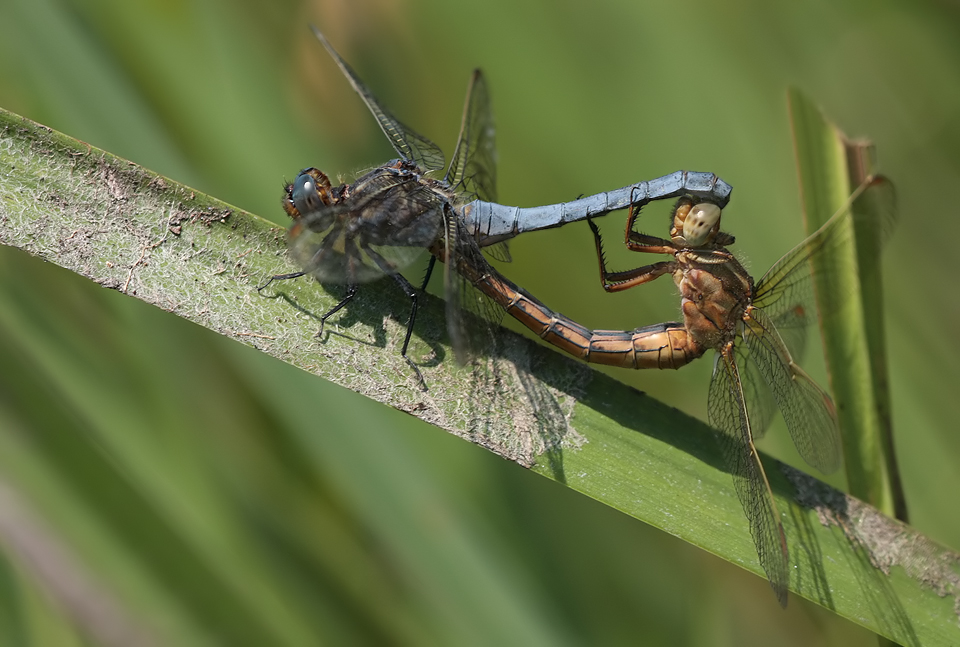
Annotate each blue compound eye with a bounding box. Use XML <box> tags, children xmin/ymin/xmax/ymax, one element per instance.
<box><xmin>292</xmin><ymin>172</ymin><xmax>323</xmax><ymax>215</ymax></box>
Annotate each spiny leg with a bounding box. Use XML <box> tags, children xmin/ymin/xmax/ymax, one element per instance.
<box><xmin>420</xmin><ymin>255</ymin><xmax>437</xmax><ymax>292</ymax></box>
<box><xmin>624</xmin><ymin>187</ymin><xmax>674</xmax><ymax>253</ymax></box>
<box><xmin>587</xmin><ymin>218</ymin><xmax>675</xmax><ymax>293</ymax></box>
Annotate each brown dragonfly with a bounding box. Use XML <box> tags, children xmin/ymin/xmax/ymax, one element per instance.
<box><xmin>452</xmin><ymin>176</ymin><xmax>896</xmax><ymax>606</ymax></box>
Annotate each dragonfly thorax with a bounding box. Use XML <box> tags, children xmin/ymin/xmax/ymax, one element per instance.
<box><xmin>678</xmin><ymin>267</ymin><xmax>749</xmax><ymax>349</ymax></box>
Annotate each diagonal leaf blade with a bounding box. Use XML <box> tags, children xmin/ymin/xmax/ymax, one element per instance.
<box><xmin>1</xmin><ymin>105</ymin><xmax>957</xmax><ymax>645</ymax></box>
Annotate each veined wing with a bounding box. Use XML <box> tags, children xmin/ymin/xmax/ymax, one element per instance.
<box><xmin>289</xmin><ymin>179</ymin><xmax>445</xmax><ymax>284</ymax></box>
<box><xmin>445</xmin><ymin>69</ymin><xmax>497</xmax><ymax>203</ymax></box>
<box><xmin>729</xmin><ymin>339</ymin><xmax>778</xmax><ymax>440</ymax></box>
<box><xmin>743</xmin><ymin>308</ymin><xmax>841</xmax><ymax>474</ymax></box>
<box><xmin>751</xmin><ymin>176</ymin><xmax>897</xmax><ymax>360</ymax></box>
<box><xmin>708</xmin><ymin>349</ymin><xmax>789</xmax><ymax>607</ymax></box>
<box><xmin>443</xmin><ymin>212</ymin><xmax>508</xmax><ymax>365</ymax></box>
<box><xmin>309</xmin><ymin>25</ymin><xmax>445</xmax><ymax>172</ymax></box>
<box><xmin>444</xmin><ymin>69</ymin><xmax>511</xmax><ymax>262</ymax></box>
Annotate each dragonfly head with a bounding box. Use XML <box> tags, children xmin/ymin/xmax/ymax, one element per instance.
<box><xmin>670</xmin><ymin>198</ymin><xmax>723</xmax><ymax>247</ymax></box>
<box><xmin>282</xmin><ymin>168</ymin><xmax>334</xmax><ymax>220</ymax></box>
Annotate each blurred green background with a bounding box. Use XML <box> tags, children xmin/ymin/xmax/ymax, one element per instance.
<box><xmin>1</xmin><ymin>0</ymin><xmax>958</xmax><ymax>644</ymax></box>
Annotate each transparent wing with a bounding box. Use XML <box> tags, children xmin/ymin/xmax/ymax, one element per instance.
<box><xmin>752</xmin><ymin>176</ymin><xmax>897</xmax><ymax>360</ymax></box>
<box><xmin>445</xmin><ymin>69</ymin><xmax>497</xmax><ymax>203</ymax></box>
<box><xmin>309</xmin><ymin>25</ymin><xmax>445</xmax><ymax>171</ymax></box>
<box><xmin>731</xmin><ymin>339</ymin><xmax>778</xmax><ymax>440</ymax></box>
<box><xmin>743</xmin><ymin>308</ymin><xmax>841</xmax><ymax>474</ymax></box>
<box><xmin>761</xmin><ymin>302</ymin><xmax>808</xmax><ymax>369</ymax></box>
<box><xmin>445</xmin><ymin>70</ymin><xmax>510</xmax><ymax>264</ymax></box>
<box><xmin>485</xmin><ymin>242</ymin><xmax>512</xmax><ymax>263</ymax></box>
<box><xmin>443</xmin><ymin>210</ymin><xmax>508</xmax><ymax>365</ymax></box>
<box><xmin>708</xmin><ymin>349</ymin><xmax>789</xmax><ymax>607</ymax></box>
<box><xmin>289</xmin><ymin>219</ymin><xmax>386</xmax><ymax>284</ymax></box>
<box><xmin>289</xmin><ymin>179</ymin><xmax>444</xmax><ymax>284</ymax></box>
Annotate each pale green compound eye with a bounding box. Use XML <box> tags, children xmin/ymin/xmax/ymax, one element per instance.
<box><xmin>683</xmin><ymin>203</ymin><xmax>721</xmax><ymax>246</ymax></box>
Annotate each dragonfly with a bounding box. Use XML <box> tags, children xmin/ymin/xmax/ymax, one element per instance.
<box><xmin>264</xmin><ymin>25</ymin><xmax>733</xmax><ymax>388</ymax></box>
<box><xmin>452</xmin><ymin>175</ymin><xmax>896</xmax><ymax>606</ymax></box>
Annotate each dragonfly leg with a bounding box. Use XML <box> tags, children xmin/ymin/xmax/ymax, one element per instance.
<box><xmin>362</xmin><ymin>243</ymin><xmax>428</xmax><ymax>391</ymax></box>
<box><xmin>622</xmin><ymin>189</ymin><xmax>675</xmax><ymax>253</ymax></box>
<box><xmin>588</xmin><ymin>219</ymin><xmax>675</xmax><ymax>292</ymax></box>
<box><xmin>257</xmin><ymin>222</ymin><xmax>346</xmax><ymax>291</ymax></box>
<box><xmin>623</xmin><ymin>206</ymin><xmax>674</xmax><ymax>255</ymax></box>
<box><xmin>389</xmin><ymin>272</ymin><xmax>428</xmax><ymax>391</ymax></box>
<box><xmin>256</xmin><ymin>271</ymin><xmax>307</xmax><ymax>292</ymax></box>
<box><xmin>420</xmin><ymin>255</ymin><xmax>437</xmax><ymax>291</ymax></box>
<box><xmin>318</xmin><ymin>285</ymin><xmax>358</xmax><ymax>337</ymax></box>
<box><xmin>625</xmin><ymin>232</ymin><xmax>674</xmax><ymax>254</ymax></box>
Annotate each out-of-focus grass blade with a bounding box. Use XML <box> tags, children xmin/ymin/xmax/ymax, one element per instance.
<box><xmin>0</xmin><ymin>548</ymin><xmax>92</xmax><ymax>646</ymax></box>
<box><xmin>788</xmin><ymin>87</ymin><xmax>905</xmax><ymax>520</ymax></box>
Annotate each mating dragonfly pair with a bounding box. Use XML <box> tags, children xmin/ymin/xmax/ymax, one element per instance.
<box><xmin>263</xmin><ymin>26</ymin><xmax>896</xmax><ymax>608</ymax></box>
